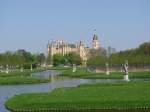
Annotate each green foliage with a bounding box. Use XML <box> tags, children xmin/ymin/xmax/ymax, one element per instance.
<box><xmin>87</xmin><ymin>42</ymin><xmax>150</xmax><ymax>66</ymax></box>
<box><xmin>36</xmin><ymin>53</ymin><xmax>46</xmax><ymax>65</ymax></box>
<box><xmin>0</xmin><ymin>50</ymin><xmax>46</xmax><ymax>69</ymax></box>
<box><xmin>65</xmin><ymin>52</ymin><xmax>82</xmax><ymax>65</ymax></box>
<box><xmin>87</xmin><ymin>48</ymin><xmax>107</xmax><ymax>66</ymax></box>
<box><xmin>52</xmin><ymin>52</ymin><xmax>82</xmax><ymax>66</ymax></box>
<box><xmin>109</xmin><ymin>42</ymin><xmax>150</xmax><ymax>66</ymax></box>
<box><xmin>87</xmin><ymin>55</ymin><xmax>107</xmax><ymax>66</ymax></box>
<box><xmin>138</xmin><ymin>42</ymin><xmax>150</xmax><ymax>56</ymax></box>
<box><xmin>53</xmin><ymin>54</ymin><xmax>65</xmax><ymax>66</ymax></box>
<box><xmin>46</xmin><ymin>54</ymin><xmax>52</xmax><ymax>65</ymax></box>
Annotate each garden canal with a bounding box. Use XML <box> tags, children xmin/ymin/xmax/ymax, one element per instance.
<box><xmin>0</xmin><ymin>70</ymin><xmax>150</xmax><ymax>112</ymax></box>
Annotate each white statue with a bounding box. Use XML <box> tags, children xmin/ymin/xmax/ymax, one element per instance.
<box><xmin>6</xmin><ymin>65</ymin><xmax>9</xmax><ymax>74</ymax></box>
<box><xmin>30</xmin><ymin>64</ymin><xmax>33</xmax><ymax>71</ymax></box>
<box><xmin>72</xmin><ymin>64</ymin><xmax>76</xmax><ymax>73</ymax></box>
<box><xmin>105</xmin><ymin>62</ymin><xmax>110</xmax><ymax>75</ymax></box>
<box><xmin>20</xmin><ymin>65</ymin><xmax>23</xmax><ymax>72</ymax></box>
<box><xmin>123</xmin><ymin>60</ymin><xmax>130</xmax><ymax>81</ymax></box>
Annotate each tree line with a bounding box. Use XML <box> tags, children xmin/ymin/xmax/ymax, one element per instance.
<box><xmin>0</xmin><ymin>49</ymin><xmax>46</xmax><ymax>72</ymax></box>
<box><xmin>0</xmin><ymin>41</ymin><xmax>149</xmax><ymax>72</ymax></box>
<box><xmin>87</xmin><ymin>42</ymin><xmax>150</xmax><ymax>67</ymax></box>
<box><xmin>0</xmin><ymin>50</ymin><xmax>82</xmax><ymax>72</ymax></box>
<box><xmin>51</xmin><ymin>52</ymin><xmax>82</xmax><ymax>66</ymax></box>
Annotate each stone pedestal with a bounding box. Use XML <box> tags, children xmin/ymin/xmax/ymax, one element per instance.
<box><xmin>72</xmin><ymin>64</ymin><xmax>76</xmax><ymax>73</ymax></box>
<box><xmin>105</xmin><ymin>62</ymin><xmax>110</xmax><ymax>75</ymax></box>
<box><xmin>20</xmin><ymin>67</ymin><xmax>23</xmax><ymax>72</ymax></box>
<box><xmin>123</xmin><ymin>60</ymin><xmax>130</xmax><ymax>81</ymax></box>
<box><xmin>6</xmin><ymin>65</ymin><xmax>9</xmax><ymax>74</ymax></box>
<box><xmin>124</xmin><ymin>75</ymin><xmax>130</xmax><ymax>81</ymax></box>
<box><xmin>5</xmin><ymin>70</ymin><xmax>9</xmax><ymax>74</ymax></box>
<box><xmin>72</xmin><ymin>67</ymin><xmax>76</xmax><ymax>73</ymax></box>
<box><xmin>106</xmin><ymin>71</ymin><xmax>110</xmax><ymax>75</ymax></box>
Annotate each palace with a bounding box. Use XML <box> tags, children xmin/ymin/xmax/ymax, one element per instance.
<box><xmin>47</xmin><ymin>34</ymin><xmax>100</xmax><ymax>65</ymax></box>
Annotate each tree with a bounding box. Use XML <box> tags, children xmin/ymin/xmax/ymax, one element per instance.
<box><xmin>53</xmin><ymin>54</ymin><xmax>65</xmax><ymax>66</ymax></box>
<box><xmin>0</xmin><ymin>50</ymin><xmax>48</xmax><ymax>70</ymax></box>
<box><xmin>108</xmin><ymin>42</ymin><xmax>150</xmax><ymax>66</ymax></box>
<box><xmin>65</xmin><ymin>52</ymin><xmax>82</xmax><ymax>65</ymax></box>
<box><xmin>52</xmin><ymin>52</ymin><xmax>82</xmax><ymax>66</ymax></box>
<box><xmin>37</xmin><ymin>53</ymin><xmax>46</xmax><ymax>66</ymax></box>
<box><xmin>46</xmin><ymin>54</ymin><xmax>52</xmax><ymax>65</ymax></box>
<box><xmin>87</xmin><ymin>55</ymin><xmax>107</xmax><ymax>67</ymax></box>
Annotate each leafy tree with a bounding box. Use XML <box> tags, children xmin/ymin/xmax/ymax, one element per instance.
<box><xmin>46</xmin><ymin>54</ymin><xmax>52</xmax><ymax>65</ymax></box>
<box><xmin>52</xmin><ymin>52</ymin><xmax>82</xmax><ymax>66</ymax></box>
<box><xmin>87</xmin><ymin>55</ymin><xmax>107</xmax><ymax>67</ymax></box>
<box><xmin>108</xmin><ymin>42</ymin><xmax>150</xmax><ymax>66</ymax></box>
<box><xmin>53</xmin><ymin>54</ymin><xmax>65</xmax><ymax>66</ymax></box>
<box><xmin>37</xmin><ymin>53</ymin><xmax>46</xmax><ymax>66</ymax></box>
<box><xmin>65</xmin><ymin>52</ymin><xmax>82</xmax><ymax>65</ymax></box>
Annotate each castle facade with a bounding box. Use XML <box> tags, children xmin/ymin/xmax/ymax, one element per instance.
<box><xmin>47</xmin><ymin>34</ymin><xmax>99</xmax><ymax>65</ymax></box>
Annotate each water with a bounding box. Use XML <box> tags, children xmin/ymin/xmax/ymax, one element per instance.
<box><xmin>0</xmin><ymin>70</ymin><xmax>149</xmax><ymax>112</ymax></box>
<box><xmin>31</xmin><ymin>70</ymin><xmax>63</xmax><ymax>77</ymax></box>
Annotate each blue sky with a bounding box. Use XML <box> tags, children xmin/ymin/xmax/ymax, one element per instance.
<box><xmin>0</xmin><ymin>0</ymin><xmax>150</xmax><ymax>53</ymax></box>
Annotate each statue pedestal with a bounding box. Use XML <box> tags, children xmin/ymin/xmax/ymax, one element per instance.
<box><xmin>5</xmin><ymin>70</ymin><xmax>9</xmax><ymax>74</ymax></box>
<box><xmin>106</xmin><ymin>71</ymin><xmax>110</xmax><ymax>75</ymax></box>
<box><xmin>124</xmin><ymin>75</ymin><xmax>130</xmax><ymax>81</ymax></box>
<box><xmin>72</xmin><ymin>68</ymin><xmax>76</xmax><ymax>73</ymax></box>
<box><xmin>6</xmin><ymin>65</ymin><xmax>9</xmax><ymax>74</ymax></box>
<box><xmin>72</xmin><ymin>64</ymin><xmax>76</xmax><ymax>73</ymax></box>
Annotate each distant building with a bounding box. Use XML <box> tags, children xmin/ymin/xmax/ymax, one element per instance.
<box><xmin>107</xmin><ymin>46</ymin><xmax>116</xmax><ymax>57</ymax></box>
<box><xmin>47</xmin><ymin>34</ymin><xmax>100</xmax><ymax>65</ymax></box>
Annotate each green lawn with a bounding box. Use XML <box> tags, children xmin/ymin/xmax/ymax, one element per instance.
<box><xmin>0</xmin><ymin>69</ymin><xmax>48</xmax><ymax>85</ymax></box>
<box><xmin>6</xmin><ymin>81</ymin><xmax>150</xmax><ymax>111</ymax></box>
<box><xmin>61</xmin><ymin>68</ymin><xmax>150</xmax><ymax>79</ymax></box>
<box><xmin>48</xmin><ymin>66</ymin><xmax>71</xmax><ymax>70</ymax></box>
<box><xmin>0</xmin><ymin>71</ymin><xmax>30</xmax><ymax>77</ymax></box>
<box><xmin>0</xmin><ymin>68</ymin><xmax>45</xmax><ymax>77</ymax></box>
<box><xmin>0</xmin><ymin>77</ymin><xmax>49</xmax><ymax>85</ymax></box>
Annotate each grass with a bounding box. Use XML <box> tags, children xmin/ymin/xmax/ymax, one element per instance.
<box><xmin>0</xmin><ymin>71</ymin><xmax>30</xmax><ymax>77</ymax></box>
<box><xmin>0</xmin><ymin>68</ymin><xmax>45</xmax><ymax>77</ymax></box>
<box><xmin>0</xmin><ymin>69</ymin><xmax>49</xmax><ymax>85</ymax></box>
<box><xmin>61</xmin><ymin>68</ymin><xmax>150</xmax><ymax>79</ymax></box>
<box><xmin>0</xmin><ymin>77</ymin><xmax>49</xmax><ymax>85</ymax></box>
<box><xmin>48</xmin><ymin>66</ymin><xmax>71</xmax><ymax>70</ymax></box>
<box><xmin>5</xmin><ymin>81</ymin><xmax>150</xmax><ymax>111</ymax></box>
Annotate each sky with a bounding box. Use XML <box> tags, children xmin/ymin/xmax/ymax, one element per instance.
<box><xmin>0</xmin><ymin>0</ymin><xmax>150</xmax><ymax>53</ymax></box>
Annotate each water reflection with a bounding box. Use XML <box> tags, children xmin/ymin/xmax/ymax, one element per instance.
<box><xmin>49</xmin><ymin>74</ymin><xmax>59</xmax><ymax>83</ymax></box>
<box><xmin>31</xmin><ymin>70</ymin><xmax>62</xmax><ymax>78</ymax></box>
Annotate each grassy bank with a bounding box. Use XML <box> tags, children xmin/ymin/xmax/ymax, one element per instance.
<box><xmin>6</xmin><ymin>81</ymin><xmax>150</xmax><ymax>111</ymax></box>
<box><xmin>61</xmin><ymin>68</ymin><xmax>150</xmax><ymax>79</ymax></box>
<box><xmin>0</xmin><ymin>69</ymin><xmax>49</xmax><ymax>85</ymax></box>
<box><xmin>0</xmin><ymin>77</ymin><xmax>49</xmax><ymax>85</ymax></box>
<box><xmin>48</xmin><ymin>66</ymin><xmax>71</xmax><ymax>70</ymax></box>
